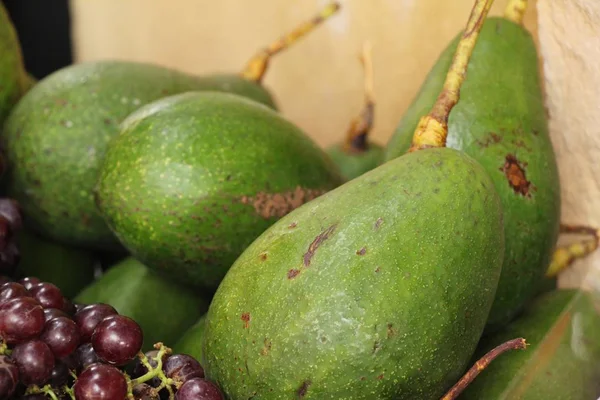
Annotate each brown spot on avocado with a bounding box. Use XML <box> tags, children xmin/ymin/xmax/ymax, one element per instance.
<box><xmin>297</xmin><ymin>380</ymin><xmax>311</xmax><ymax>398</ymax></box>
<box><xmin>374</xmin><ymin>217</ymin><xmax>383</xmax><ymax>230</ymax></box>
<box><xmin>376</xmin><ymin>374</ymin><xmax>384</xmax><ymax>380</ymax></box>
<box><xmin>259</xmin><ymin>252</ymin><xmax>268</xmax><ymax>261</ymax></box>
<box><xmin>260</xmin><ymin>338</ymin><xmax>272</xmax><ymax>356</ymax></box>
<box><xmin>287</xmin><ymin>269</ymin><xmax>301</xmax><ymax>279</ymax></box>
<box><xmin>239</xmin><ymin>186</ymin><xmax>327</xmax><ymax>219</ymax></box>
<box><xmin>387</xmin><ymin>323</ymin><xmax>396</xmax><ymax>338</ymax></box>
<box><xmin>241</xmin><ymin>313</ymin><xmax>250</xmax><ymax>329</ymax></box>
<box><xmin>476</xmin><ymin>132</ymin><xmax>502</xmax><ymax>148</ymax></box>
<box><xmin>356</xmin><ymin>247</ymin><xmax>366</xmax><ymax>256</ymax></box>
<box><xmin>288</xmin><ymin>222</ymin><xmax>298</xmax><ymax>229</ymax></box>
<box><xmin>499</xmin><ymin>154</ymin><xmax>533</xmax><ymax>198</ymax></box>
<box><xmin>303</xmin><ymin>224</ymin><xmax>337</xmax><ymax>267</ymax></box>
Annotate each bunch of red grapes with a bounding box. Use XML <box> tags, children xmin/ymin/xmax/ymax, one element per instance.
<box><xmin>0</xmin><ymin>199</ymin><xmax>224</xmax><ymax>400</ymax></box>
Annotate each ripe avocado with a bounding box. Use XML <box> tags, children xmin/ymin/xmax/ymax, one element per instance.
<box><xmin>95</xmin><ymin>91</ymin><xmax>343</xmax><ymax>289</ymax></box>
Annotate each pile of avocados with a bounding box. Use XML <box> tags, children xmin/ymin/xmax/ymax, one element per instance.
<box><xmin>1</xmin><ymin>0</ymin><xmax>600</xmax><ymax>399</ymax></box>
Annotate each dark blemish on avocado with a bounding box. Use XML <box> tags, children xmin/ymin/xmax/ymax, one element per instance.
<box><xmin>387</xmin><ymin>323</ymin><xmax>396</xmax><ymax>338</ymax></box>
<box><xmin>287</xmin><ymin>269</ymin><xmax>301</xmax><ymax>279</ymax></box>
<box><xmin>241</xmin><ymin>313</ymin><xmax>250</xmax><ymax>329</ymax></box>
<box><xmin>226</xmin><ymin>174</ymin><xmax>232</xmax><ymax>181</ymax></box>
<box><xmin>297</xmin><ymin>380</ymin><xmax>311</xmax><ymax>398</ymax></box>
<box><xmin>288</xmin><ymin>222</ymin><xmax>298</xmax><ymax>229</ymax></box>
<box><xmin>499</xmin><ymin>154</ymin><xmax>533</xmax><ymax>198</ymax></box>
<box><xmin>512</xmin><ymin>139</ymin><xmax>532</xmax><ymax>152</ymax></box>
<box><xmin>434</xmin><ymin>160</ymin><xmax>443</xmax><ymax>168</ymax></box>
<box><xmin>240</xmin><ymin>186</ymin><xmax>327</xmax><ymax>219</ymax></box>
<box><xmin>433</xmin><ymin>188</ymin><xmax>440</xmax><ymax>194</ymax></box>
<box><xmin>303</xmin><ymin>224</ymin><xmax>337</xmax><ymax>267</ymax></box>
<box><xmin>376</xmin><ymin>374</ymin><xmax>384</xmax><ymax>380</ymax></box>
<box><xmin>103</xmin><ymin>118</ymin><xmax>112</xmax><ymax>125</ymax></box>
<box><xmin>375</xmin><ymin>267</ymin><xmax>381</xmax><ymax>273</ymax></box>
<box><xmin>356</xmin><ymin>247</ymin><xmax>366</xmax><ymax>256</ymax></box>
<box><xmin>54</xmin><ymin>98</ymin><xmax>67</xmax><ymax>106</ymax></box>
<box><xmin>532</xmin><ymin>129</ymin><xmax>539</xmax><ymax>136</ymax></box>
<box><xmin>81</xmin><ymin>213</ymin><xmax>91</xmax><ymax>228</ymax></box>
<box><xmin>372</xmin><ymin>340</ymin><xmax>381</xmax><ymax>354</ymax></box>
<box><xmin>259</xmin><ymin>252</ymin><xmax>268</xmax><ymax>261</ymax></box>
<box><xmin>476</xmin><ymin>132</ymin><xmax>502</xmax><ymax>148</ymax></box>
<box><xmin>374</xmin><ymin>217</ymin><xmax>383</xmax><ymax>230</ymax></box>
<box><xmin>260</xmin><ymin>338</ymin><xmax>271</xmax><ymax>356</ymax></box>
<box><xmin>360</xmin><ymin>377</ymin><xmax>366</xmax><ymax>381</ymax></box>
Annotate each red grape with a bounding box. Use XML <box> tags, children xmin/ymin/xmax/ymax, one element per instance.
<box><xmin>0</xmin><ymin>296</ymin><xmax>44</xmax><ymax>344</ymax></box>
<box><xmin>74</xmin><ymin>303</ymin><xmax>118</xmax><ymax>343</ymax></box>
<box><xmin>40</xmin><ymin>316</ymin><xmax>81</xmax><ymax>358</ymax></box>
<box><xmin>11</xmin><ymin>340</ymin><xmax>55</xmax><ymax>385</ymax></box>
<box><xmin>0</xmin><ymin>282</ymin><xmax>30</xmax><ymax>303</ymax></box>
<box><xmin>0</xmin><ymin>355</ymin><xmax>18</xmax><ymax>399</ymax></box>
<box><xmin>63</xmin><ymin>298</ymin><xmax>77</xmax><ymax>315</ymax></box>
<box><xmin>43</xmin><ymin>307</ymin><xmax>69</xmax><ymax>323</ymax></box>
<box><xmin>73</xmin><ymin>363</ymin><xmax>127</xmax><ymax>400</ymax></box>
<box><xmin>29</xmin><ymin>282</ymin><xmax>65</xmax><ymax>310</ymax></box>
<box><xmin>18</xmin><ymin>277</ymin><xmax>40</xmax><ymax>291</ymax></box>
<box><xmin>176</xmin><ymin>378</ymin><xmax>224</xmax><ymax>400</ymax></box>
<box><xmin>91</xmin><ymin>315</ymin><xmax>143</xmax><ymax>366</ymax></box>
<box><xmin>163</xmin><ymin>354</ymin><xmax>204</xmax><ymax>384</ymax></box>
<box><xmin>49</xmin><ymin>360</ymin><xmax>70</xmax><ymax>387</ymax></box>
<box><xmin>74</xmin><ymin>343</ymin><xmax>100</xmax><ymax>372</ymax></box>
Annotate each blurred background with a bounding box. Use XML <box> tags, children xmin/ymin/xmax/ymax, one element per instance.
<box><xmin>4</xmin><ymin>0</ymin><xmax>600</xmax><ymax>289</ymax></box>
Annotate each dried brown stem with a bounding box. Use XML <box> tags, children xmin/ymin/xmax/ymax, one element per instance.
<box><xmin>440</xmin><ymin>338</ymin><xmax>528</xmax><ymax>400</ymax></box>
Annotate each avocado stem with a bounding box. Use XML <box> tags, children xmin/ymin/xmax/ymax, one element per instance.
<box><xmin>408</xmin><ymin>0</ymin><xmax>495</xmax><ymax>152</ymax></box>
<box><xmin>545</xmin><ymin>223</ymin><xmax>600</xmax><ymax>278</ymax></box>
<box><xmin>440</xmin><ymin>338</ymin><xmax>528</xmax><ymax>400</ymax></box>
<box><xmin>344</xmin><ymin>40</ymin><xmax>376</xmax><ymax>153</ymax></box>
<box><xmin>504</xmin><ymin>0</ymin><xmax>528</xmax><ymax>25</ymax></box>
<box><xmin>241</xmin><ymin>2</ymin><xmax>341</xmax><ymax>83</ymax></box>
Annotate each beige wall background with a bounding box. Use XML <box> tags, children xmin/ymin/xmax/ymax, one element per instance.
<box><xmin>70</xmin><ymin>0</ymin><xmax>600</xmax><ymax>289</ymax></box>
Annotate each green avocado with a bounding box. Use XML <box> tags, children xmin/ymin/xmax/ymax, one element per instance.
<box><xmin>74</xmin><ymin>257</ymin><xmax>208</xmax><ymax>351</ymax></box>
<box><xmin>14</xmin><ymin>229</ymin><xmax>96</xmax><ymax>299</ymax></box>
<box><xmin>460</xmin><ymin>289</ymin><xmax>600</xmax><ymax>399</ymax></box>
<box><xmin>326</xmin><ymin>142</ymin><xmax>384</xmax><ymax>181</ymax></box>
<box><xmin>202</xmin><ymin>147</ymin><xmax>505</xmax><ymax>399</ymax></box>
<box><xmin>0</xmin><ymin>3</ymin><xmax>28</xmax><ymax>128</ymax></box>
<box><xmin>95</xmin><ymin>91</ymin><xmax>343</xmax><ymax>289</ymax></box>
<box><xmin>0</xmin><ymin>60</ymin><xmax>278</xmax><ymax>251</ymax></box>
<box><xmin>384</xmin><ymin>17</ymin><xmax>561</xmax><ymax>332</ymax></box>
<box><xmin>172</xmin><ymin>315</ymin><xmax>207</xmax><ymax>362</ymax></box>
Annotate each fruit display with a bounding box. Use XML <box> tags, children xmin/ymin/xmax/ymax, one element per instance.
<box><xmin>0</xmin><ymin>0</ymin><xmax>599</xmax><ymax>399</ymax></box>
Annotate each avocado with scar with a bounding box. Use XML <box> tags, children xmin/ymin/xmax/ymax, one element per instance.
<box><xmin>0</xmin><ymin>3</ymin><xmax>339</xmax><ymax>250</ymax></box>
<box><xmin>384</xmin><ymin>4</ymin><xmax>560</xmax><ymax>332</ymax></box>
<box><xmin>460</xmin><ymin>289</ymin><xmax>600</xmax><ymax>400</ymax></box>
<box><xmin>94</xmin><ymin>91</ymin><xmax>343</xmax><ymax>290</ymax></box>
<box><xmin>201</xmin><ymin>1</ymin><xmax>505</xmax><ymax>398</ymax></box>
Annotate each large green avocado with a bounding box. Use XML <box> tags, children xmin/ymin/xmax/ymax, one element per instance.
<box><xmin>0</xmin><ymin>3</ymin><xmax>28</xmax><ymax>128</ymax></box>
<box><xmin>202</xmin><ymin>147</ymin><xmax>505</xmax><ymax>399</ymax></box>
<box><xmin>0</xmin><ymin>60</ymin><xmax>277</xmax><ymax>251</ymax></box>
<box><xmin>384</xmin><ymin>18</ymin><xmax>561</xmax><ymax>332</ymax></box>
<box><xmin>95</xmin><ymin>91</ymin><xmax>343</xmax><ymax>289</ymax></box>
<box><xmin>74</xmin><ymin>257</ymin><xmax>208</xmax><ymax>351</ymax></box>
<box><xmin>461</xmin><ymin>289</ymin><xmax>600</xmax><ymax>399</ymax></box>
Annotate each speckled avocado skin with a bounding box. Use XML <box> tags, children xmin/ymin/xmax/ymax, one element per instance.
<box><xmin>74</xmin><ymin>257</ymin><xmax>209</xmax><ymax>351</ymax></box>
<box><xmin>461</xmin><ymin>289</ymin><xmax>600</xmax><ymax>400</ymax></box>
<box><xmin>1</xmin><ymin>60</ymin><xmax>278</xmax><ymax>250</ymax></box>
<box><xmin>0</xmin><ymin>3</ymin><xmax>28</xmax><ymax>128</ymax></box>
<box><xmin>326</xmin><ymin>143</ymin><xmax>384</xmax><ymax>182</ymax></box>
<box><xmin>202</xmin><ymin>147</ymin><xmax>504</xmax><ymax>400</ymax></box>
<box><xmin>95</xmin><ymin>91</ymin><xmax>344</xmax><ymax>289</ymax></box>
<box><xmin>384</xmin><ymin>18</ymin><xmax>561</xmax><ymax>332</ymax></box>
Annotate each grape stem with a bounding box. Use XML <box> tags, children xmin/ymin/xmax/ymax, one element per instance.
<box><xmin>63</xmin><ymin>384</ymin><xmax>76</xmax><ymax>400</ymax></box>
<box><xmin>25</xmin><ymin>384</ymin><xmax>59</xmax><ymax>400</ymax></box>
<box><xmin>0</xmin><ymin>341</ymin><xmax>8</xmax><ymax>355</ymax></box>
<box><xmin>129</xmin><ymin>342</ymin><xmax>177</xmax><ymax>399</ymax></box>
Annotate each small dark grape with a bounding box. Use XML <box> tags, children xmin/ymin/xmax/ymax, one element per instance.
<box><xmin>0</xmin><ymin>355</ymin><xmax>19</xmax><ymax>399</ymax></box>
<box><xmin>62</xmin><ymin>299</ymin><xmax>76</xmax><ymax>316</ymax></box>
<box><xmin>18</xmin><ymin>277</ymin><xmax>40</xmax><ymax>291</ymax></box>
<box><xmin>163</xmin><ymin>354</ymin><xmax>204</xmax><ymax>385</ymax></box>
<box><xmin>91</xmin><ymin>315</ymin><xmax>143</xmax><ymax>366</ymax></box>
<box><xmin>74</xmin><ymin>343</ymin><xmax>100</xmax><ymax>372</ymax></box>
<box><xmin>73</xmin><ymin>363</ymin><xmax>127</xmax><ymax>400</ymax></box>
<box><xmin>0</xmin><ymin>282</ymin><xmax>30</xmax><ymax>302</ymax></box>
<box><xmin>0</xmin><ymin>296</ymin><xmax>44</xmax><ymax>344</ymax></box>
<box><xmin>73</xmin><ymin>302</ymin><xmax>87</xmax><ymax>313</ymax></box>
<box><xmin>0</xmin><ymin>242</ymin><xmax>20</xmax><ymax>275</ymax></box>
<box><xmin>131</xmin><ymin>350</ymin><xmax>169</xmax><ymax>388</ymax></box>
<box><xmin>49</xmin><ymin>360</ymin><xmax>70</xmax><ymax>387</ymax></box>
<box><xmin>11</xmin><ymin>340</ymin><xmax>55</xmax><ymax>385</ymax></box>
<box><xmin>74</xmin><ymin>303</ymin><xmax>118</xmax><ymax>343</ymax></box>
<box><xmin>29</xmin><ymin>282</ymin><xmax>65</xmax><ymax>310</ymax></box>
<box><xmin>176</xmin><ymin>378</ymin><xmax>224</xmax><ymax>400</ymax></box>
<box><xmin>133</xmin><ymin>383</ymin><xmax>160</xmax><ymax>400</ymax></box>
<box><xmin>43</xmin><ymin>308</ymin><xmax>69</xmax><ymax>323</ymax></box>
<box><xmin>40</xmin><ymin>316</ymin><xmax>81</xmax><ymax>358</ymax></box>
<box><xmin>0</xmin><ymin>199</ymin><xmax>22</xmax><ymax>231</ymax></box>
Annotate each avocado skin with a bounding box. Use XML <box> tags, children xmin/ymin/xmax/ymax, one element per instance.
<box><xmin>173</xmin><ymin>315</ymin><xmax>207</xmax><ymax>362</ymax></box>
<box><xmin>14</xmin><ymin>229</ymin><xmax>96</xmax><ymax>299</ymax></box>
<box><xmin>384</xmin><ymin>18</ymin><xmax>561</xmax><ymax>332</ymax></box>
<box><xmin>461</xmin><ymin>289</ymin><xmax>600</xmax><ymax>400</ymax></box>
<box><xmin>95</xmin><ymin>91</ymin><xmax>343</xmax><ymax>289</ymax></box>
<box><xmin>0</xmin><ymin>3</ymin><xmax>28</xmax><ymax>128</ymax></box>
<box><xmin>74</xmin><ymin>257</ymin><xmax>208</xmax><ymax>351</ymax></box>
<box><xmin>326</xmin><ymin>143</ymin><xmax>384</xmax><ymax>181</ymax></box>
<box><xmin>1</xmin><ymin>60</ymin><xmax>277</xmax><ymax>251</ymax></box>
<box><xmin>202</xmin><ymin>147</ymin><xmax>504</xmax><ymax>399</ymax></box>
